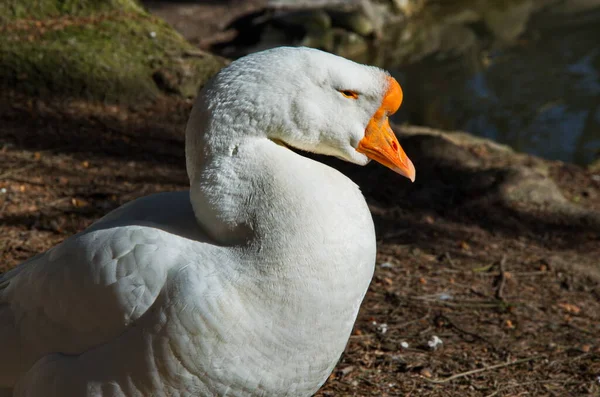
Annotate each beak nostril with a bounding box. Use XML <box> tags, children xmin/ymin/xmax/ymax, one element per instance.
<box><xmin>391</xmin><ymin>141</ymin><xmax>398</xmax><ymax>151</ymax></box>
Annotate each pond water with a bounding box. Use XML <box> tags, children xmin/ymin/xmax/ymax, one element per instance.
<box><xmin>147</xmin><ymin>0</ymin><xmax>600</xmax><ymax>165</ymax></box>
<box><xmin>384</xmin><ymin>1</ymin><xmax>600</xmax><ymax>165</ymax></box>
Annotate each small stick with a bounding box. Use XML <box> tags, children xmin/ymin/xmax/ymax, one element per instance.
<box><xmin>0</xmin><ymin>164</ymin><xmax>36</xmax><ymax>180</ymax></box>
<box><xmin>444</xmin><ymin>252</ymin><xmax>456</xmax><ymax>268</ymax></box>
<box><xmin>477</xmin><ymin>271</ymin><xmax>547</xmax><ymax>277</ymax></box>
<box><xmin>437</xmin><ymin>314</ymin><xmax>499</xmax><ymax>351</ymax></box>
<box><xmin>396</xmin><ymin>312</ymin><xmax>430</xmax><ymax>329</ymax></box>
<box><xmin>422</xmin><ymin>355</ymin><xmax>543</xmax><ymax>384</ymax></box>
<box><xmin>495</xmin><ymin>255</ymin><xmax>508</xmax><ymax>301</ymax></box>
<box><xmin>484</xmin><ymin>379</ymin><xmax>575</xmax><ymax>397</ymax></box>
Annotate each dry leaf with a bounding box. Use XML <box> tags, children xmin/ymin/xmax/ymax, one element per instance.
<box><xmin>71</xmin><ymin>198</ymin><xmax>88</xmax><ymax>208</ymax></box>
<box><xmin>558</xmin><ymin>303</ymin><xmax>581</xmax><ymax>314</ymax></box>
<box><xmin>420</xmin><ymin>368</ymin><xmax>432</xmax><ymax>378</ymax></box>
<box><xmin>581</xmin><ymin>345</ymin><xmax>591</xmax><ymax>353</ymax></box>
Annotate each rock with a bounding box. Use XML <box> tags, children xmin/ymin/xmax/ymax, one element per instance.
<box><xmin>329</xmin><ymin>10</ymin><xmax>375</xmax><ymax>36</ymax></box>
<box><xmin>390</xmin><ymin>0</ymin><xmax>426</xmax><ymax>16</ymax></box>
<box><xmin>268</xmin><ymin>0</ymin><xmax>361</xmax><ymax>11</ymax></box>
<box><xmin>589</xmin><ymin>158</ymin><xmax>600</xmax><ymax>173</ymax></box>
<box><xmin>394</xmin><ymin>124</ymin><xmax>600</xmax><ymax>232</ymax></box>
<box><xmin>497</xmin><ymin>166</ymin><xmax>567</xmax><ymax>208</ymax></box>
<box><xmin>0</xmin><ymin>0</ymin><xmax>227</xmax><ymax>103</ymax></box>
<box><xmin>330</xmin><ymin>29</ymin><xmax>369</xmax><ymax>60</ymax></box>
<box><xmin>276</xmin><ymin>9</ymin><xmax>332</xmax><ymax>32</ymax></box>
<box><xmin>205</xmin><ymin>0</ymin><xmax>397</xmax><ymax>60</ymax></box>
<box><xmin>481</xmin><ymin>0</ymin><xmax>534</xmax><ymax>42</ymax></box>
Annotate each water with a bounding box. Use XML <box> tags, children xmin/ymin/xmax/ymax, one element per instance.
<box><xmin>147</xmin><ymin>0</ymin><xmax>600</xmax><ymax>165</ymax></box>
<box><xmin>384</xmin><ymin>1</ymin><xmax>600</xmax><ymax>165</ymax></box>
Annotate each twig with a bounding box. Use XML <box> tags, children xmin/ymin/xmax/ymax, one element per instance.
<box><xmin>547</xmin><ymin>352</ymin><xmax>592</xmax><ymax>367</ymax></box>
<box><xmin>6</xmin><ymin>178</ymin><xmax>39</xmax><ymax>188</ymax></box>
<box><xmin>484</xmin><ymin>379</ymin><xmax>575</xmax><ymax>397</ymax></box>
<box><xmin>422</xmin><ymin>355</ymin><xmax>544</xmax><ymax>384</ymax></box>
<box><xmin>396</xmin><ymin>312</ymin><xmax>430</xmax><ymax>329</ymax></box>
<box><xmin>495</xmin><ymin>255</ymin><xmax>508</xmax><ymax>301</ymax></box>
<box><xmin>408</xmin><ymin>296</ymin><xmax>506</xmax><ymax>309</ymax></box>
<box><xmin>444</xmin><ymin>252</ymin><xmax>456</xmax><ymax>268</ymax></box>
<box><xmin>436</xmin><ymin>314</ymin><xmax>499</xmax><ymax>351</ymax></box>
<box><xmin>477</xmin><ymin>271</ymin><xmax>548</xmax><ymax>277</ymax></box>
<box><xmin>378</xmin><ymin>229</ymin><xmax>409</xmax><ymax>242</ymax></box>
<box><xmin>0</xmin><ymin>164</ymin><xmax>36</xmax><ymax>180</ymax></box>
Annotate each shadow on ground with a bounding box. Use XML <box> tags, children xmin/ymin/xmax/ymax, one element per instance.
<box><xmin>1</xmin><ymin>94</ymin><xmax>599</xmax><ymax>396</ymax></box>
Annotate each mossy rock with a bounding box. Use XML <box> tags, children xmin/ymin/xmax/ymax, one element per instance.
<box><xmin>0</xmin><ymin>0</ymin><xmax>227</xmax><ymax>103</ymax></box>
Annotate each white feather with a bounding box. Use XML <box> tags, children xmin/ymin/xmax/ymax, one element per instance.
<box><xmin>1</xmin><ymin>47</ymin><xmax>392</xmax><ymax>396</ymax></box>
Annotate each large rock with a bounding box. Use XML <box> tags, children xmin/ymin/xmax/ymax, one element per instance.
<box><xmin>396</xmin><ymin>125</ymin><xmax>600</xmax><ymax>232</ymax></box>
<box><xmin>0</xmin><ymin>0</ymin><xmax>227</xmax><ymax>103</ymax></box>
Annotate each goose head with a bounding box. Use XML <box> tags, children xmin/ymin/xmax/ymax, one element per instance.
<box><xmin>186</xmin><ymin>46</ymin><xmax>415</xmax><ymax>183</ymax></box>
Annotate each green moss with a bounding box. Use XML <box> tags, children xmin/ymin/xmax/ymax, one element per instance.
<box><xmin>0</xmin><ymin>5</ymin><xmax>226</xmax><ymax>103</ymax></box>
<box><xmin>0</xmin><ymin>0</ymin><xmax>142</xmax><ymax>22</ymax></box>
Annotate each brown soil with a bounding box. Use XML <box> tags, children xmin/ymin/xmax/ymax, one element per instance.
<box><xmin>1</xmin><ymin>91</ymin><xmax>599</xmax><ymax>396</ymax></box>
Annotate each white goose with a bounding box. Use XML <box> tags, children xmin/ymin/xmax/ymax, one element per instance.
<box><xmin>0</xmin><ymin>47</ymin><xmax>415</xmax><ymax>397</ymax></box>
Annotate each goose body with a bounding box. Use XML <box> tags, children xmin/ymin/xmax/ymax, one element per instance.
<box><xmin>0</xmin><ymin>47</ymin><xmax>415</xmax><ymax>397</ymax></box>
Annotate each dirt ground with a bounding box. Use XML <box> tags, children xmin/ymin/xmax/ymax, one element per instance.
<box><xmin>1</xmin><ymin>91</ymin><xmax>599</xmax><ymax>396</ymax></box>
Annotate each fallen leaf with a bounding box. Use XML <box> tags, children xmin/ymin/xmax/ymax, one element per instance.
<box><xmin>581</xmin><ymin>345</ymin><xmax>591</xmax><ymax>353</ymax></box>
<box><xmin>558</xmin><ymin>303</ymin><xmax>581</xmax><ymax>314</ymax></box>
<box><xmin>420</xmin><ymin>368</ymin><xmax>432</xmax><ymax>378</ymax></box>
<box><xmin>71</xmin><ymin>198</ymin><xmax>88</xmax><ymax>208</ymax></box>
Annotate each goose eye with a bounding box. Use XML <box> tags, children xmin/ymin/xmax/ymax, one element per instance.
<box><xmin>339</xmin><ymin>90</ymin><xmax>359</xmax><ymax>99</ymax></box>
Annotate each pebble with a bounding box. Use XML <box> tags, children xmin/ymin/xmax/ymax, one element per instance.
<box><xmin>427</xmin><ymin>335</ymin><xmax>443</xmax><ymax>350</ymax></box>
<box><xmin>377</xmin><ymin>323</ymin><xmax>388</xmax><ymax>334</ymax></box>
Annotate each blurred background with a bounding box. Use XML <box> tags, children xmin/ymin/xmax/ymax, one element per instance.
<box><xmin>143</xmin><ymin>0</ymin><xmax>600</xmax><ymax>166</ymax></box>
<box><xmin>2</xmin><ymin>0</ymin><xmax>600</xmax><ymax>166</ymax></box>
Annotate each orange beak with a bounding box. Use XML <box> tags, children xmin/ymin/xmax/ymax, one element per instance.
<box><xmin>357</xmin><ymin>76</ymin><xmax>416</xmax><ymax>182</ymax></box>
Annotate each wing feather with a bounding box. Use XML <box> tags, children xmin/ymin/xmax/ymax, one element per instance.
<box><xmin>0</xmin><ymin>225</ymin><xmax>180</xmax><ymax>386</ymax></box>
